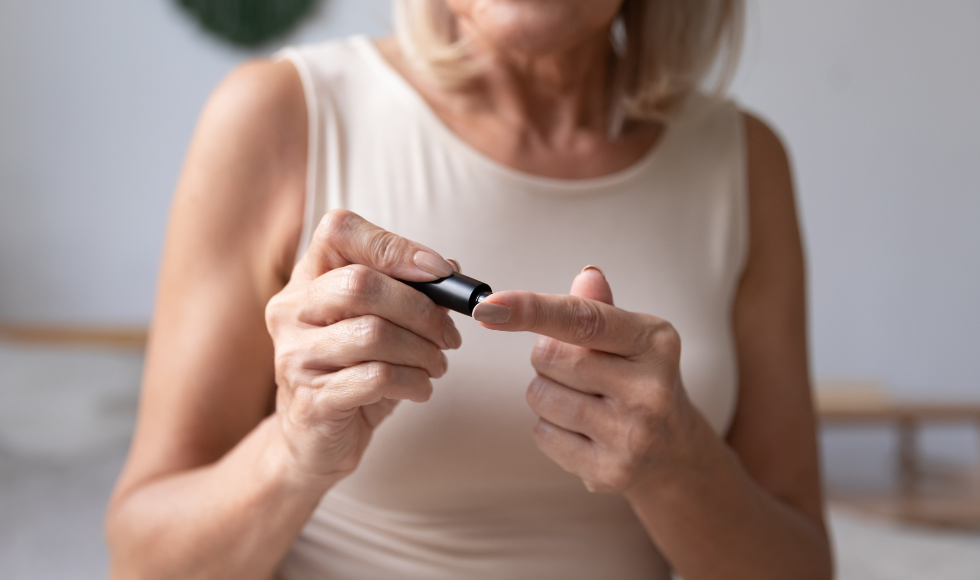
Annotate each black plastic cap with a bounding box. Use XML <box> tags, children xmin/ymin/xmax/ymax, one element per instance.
<box><xmin>401</xmin><ymin>272</ymin><xmax>493</xmax><ymax>316</ymax></box>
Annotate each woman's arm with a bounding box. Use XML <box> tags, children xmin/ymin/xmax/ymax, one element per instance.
<box><xmin>471</xmin><ymin>112</ymin><xmax>832</xmax><ymax>579</ymax></box>
<box><xmin>622</xmin><ymin>114</ymin><xmax>831</xmax><ymax>579</ymax></box>
<box><xmin>106</xmin><ymin>57</ymin><xmax>461</xmax><ymax>579</ymax></box>
<box><xmin>105</xmin><ymin>59</ymin><xmax>320</xmax><ymax>579</ymax></box>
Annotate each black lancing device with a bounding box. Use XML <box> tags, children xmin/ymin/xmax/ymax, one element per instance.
<box><xmin>401</xmin><ymin>272</ymin><xmax>493</xmax><ymax>317</ymax></box>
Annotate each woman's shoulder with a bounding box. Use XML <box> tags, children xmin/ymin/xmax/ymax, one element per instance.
<box><xmin>202</xmin><ymin>57</ymin><xmax>308</xmax><ymax>190</ymax></box>
<box><xmin>741</xmin><ymin>111</ymin><xmax>789</xmax><ymax>169</ymax></box>
<box><xmin>208</xmin><ymin>36</ymin><xmax>374</xmax><ymax>134</ymax></box>
<box><xmin>208</xmin><ymin>58</ymin><xmax>307</xmax><ymax>128</ymax></box>
<box><xmin>183</xmin><ymin>58</ymin><xmax>308</xmax><ymax>275</ymax></box>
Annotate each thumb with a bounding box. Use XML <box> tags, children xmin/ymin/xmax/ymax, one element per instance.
<box><xmin>570</xmin><ymin>265</ymin><xmax>614</xmax><ymax>306</ymax></box>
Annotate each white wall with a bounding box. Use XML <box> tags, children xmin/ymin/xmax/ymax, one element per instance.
<box><xmin>1</xmin><ymin>0</ymin><xmax>978</xmax><ymax>402</ymax></box>
<box><xmin>0</xmin><ymin>0</ymin><xmax>391</xmax><ymax>324</ymax></box>
<box><xmin>731</xmin><ymin>0</ymin><xmax>980</xmax><ymax>401</ymax></box>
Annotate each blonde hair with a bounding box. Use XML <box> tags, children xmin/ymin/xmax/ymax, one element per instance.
<box><xmin>394</xmin><ymin>0</ymin><xmax>745</xmax><ymax>133</ymax></box>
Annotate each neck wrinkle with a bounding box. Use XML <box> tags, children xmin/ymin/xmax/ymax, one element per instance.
<box><xmin>457</xmin><ymin>21</ymin><xmax>614</xmax><ymax>145</ymax></box>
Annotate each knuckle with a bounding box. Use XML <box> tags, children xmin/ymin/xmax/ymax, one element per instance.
<box><xmin>566</xmin><ymin>348</ymin><xmax>592</xmax><ymax>377</ymax></box>
<box><xmin>525</xmin><ymin>377</ymin><xmax>549</xmax><ymax>409</ymax></box>
<box><xmin>569</xmin><ymin>300</ymin><xmax>605</xmax><ymax>345</ymax></box>
<box><xmin>643</xmin><ymin>396</ymin><xmax>671</xmax><ymax>423</ymax></box>
<box><xmin>316</xmin><ymin>209</ymin><xmax>357</xmax><ymax>247</ymax></box>
<box><xmin>273</xmin><ymin>344</ymin><xmax>307</xmax><ymax>385</ymax></box>
<box><xmin>533</xmin><ymin>338</ymin><xmax>591</xmax><ymax>380</ymax></box>
<box><xmin>363</xmin><ymin>361</ymin><xmax>394</xmax><ymax>390</ymax></box>
<box><xmin>353</xmin><ymin>315</ymin><xmax>388</xmax><ymax>346</ymax></box>
<box><xmin>264</xmin><ymin>293</ymin><xmax>288</xmax><ymax>334</ymax></box>
<box><xmin>337</xmin><ymin>264</ymin><xmax>382</xmax><ymax>301</ymax></box>
<box><xmin>531</xmin><ymin>419</ymin><xmax>553</xmax><ymax>443</ymax></box>
<box><xmin>599</xmin><ymin>460</ymin><xmax>635</xmax><ymax>492</ymax></box>
<box><xmin>624</xmin><ymin>380</ymin><xmax>671</xmax><ymax>423</ymax></box>
<box><xmin>284</xmin><ymin>384</ymin><xmax>328</xmax><ymax>429</ymax></box>
<box><xmin>622</xmin><ymin>419</ymin><xmax>655</xmax><ymax>459</ymax></box>
<box><xmin>285</xmin><ymin>384</ymin><xmax>314</xmax><ymax>416</ymax></box>
<box><xmin>646</xmin><ymin>320</ymin><xmax>682</xmax><ymax>361</ymax></box>
<box><xmin>368</xmin><ymin>231</ymin><xmax>408</xmax><ymax>271</ymax></box>
<box><xmin>530</xmin><ymin>337</ymin><xmax>562</xmax><ymax>371</ymax></box>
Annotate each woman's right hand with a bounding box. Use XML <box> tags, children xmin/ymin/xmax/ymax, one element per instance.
<box><xmin>264</xmin><ymin>209</ymin><xmax>462</xmax><ymax>485</ymax></box>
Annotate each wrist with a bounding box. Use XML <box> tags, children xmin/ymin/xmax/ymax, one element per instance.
<box><xmin>624</xmin><ymin>403</ymin><xmax>720</xmax><ymax>505</ymax></box>
<box><xmin>256</xmin><ymin>415</ymin><xmax>341</xmax><ymax>497</ymax></box>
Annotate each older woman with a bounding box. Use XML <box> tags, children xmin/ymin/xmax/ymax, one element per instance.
<box><xmin>106</xmin><ymin>1</ymin><xmax>832</xmax><ymax>578</ymax></box>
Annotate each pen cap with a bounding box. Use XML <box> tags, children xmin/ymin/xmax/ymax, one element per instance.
<box><xmin>402</xmin><ymin>272</ymin><xmax>492</xmax><ymax>316</ymax></box>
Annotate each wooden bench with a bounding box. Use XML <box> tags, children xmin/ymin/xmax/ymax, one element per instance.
<box><xmin>817</xmin><ymin>382</ymin><xmax>980</xmax><ymax>528</ymax></box>
<box><xmin>0</xmin><ymin>324</ymin><xmax>147</xmax><ymax>348</ymax></box>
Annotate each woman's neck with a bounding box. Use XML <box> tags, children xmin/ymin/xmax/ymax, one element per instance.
<box><xmin>459</xmin><ymin>22</ymin><xmax>614</xmax><ymax>145</ymax></box>
<box><xmin>375</xmin><ymin>35</ymin><xmax>661</xmax><ymax>180</ymax></box>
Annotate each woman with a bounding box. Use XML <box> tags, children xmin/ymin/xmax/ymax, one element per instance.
<box><xmin>106</xmin><ymin>0</ymin><xmax>833</xmax><ymax>578</ymax></box>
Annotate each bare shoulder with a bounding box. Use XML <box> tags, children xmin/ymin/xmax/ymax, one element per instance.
<box><xmin>742</xmin><ymin>112</ymin><xmax>786</xmax><ymax>153</ymax></box>
<box><xmin>739</xmin><ymin>111</ymin><xmax>800</xmax><ymax>273</ymax></box>
<box><xmin>176</xmin><ymin>58</ymin><xmax>308</xmax><ymax>281</ymax></box>
<box><xmin>200</xmin><ymin>59</ymin><xmax>307</xmax><ymax>159</ymax></box>
<box><xmin>742</xmin><ymin>111</ymin><xmax>793</xmax><ymax>207</ymax></box>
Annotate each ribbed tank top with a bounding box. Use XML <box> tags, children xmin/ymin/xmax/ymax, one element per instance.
<box><xmin>277</xmin><ymin>36</ymin><xmax>748</xmax><ymax>580</ymax></box>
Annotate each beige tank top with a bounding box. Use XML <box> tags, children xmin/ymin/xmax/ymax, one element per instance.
<box><xmin>277</xmin><ymin>36</ymin><xmax>748</xmax><ymax>580</ymax></box>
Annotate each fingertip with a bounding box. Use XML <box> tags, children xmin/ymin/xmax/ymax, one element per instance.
<box><xmin>443</xmin><ymin>315</ymin><xmax>463</xmax><ymax>349</ymax></box>
<box><xmin>439</xmin><ymin>351</ymin><xmax>449</xmax><ymax>376</ymax></box>
<box><xmin>419</xmin><ymin>379</ymin><xmax>435</xmax><ymax>403</ymax></box>
<box><xmin>572</xmin><ymin>265</ymin><xmax>614</xmax><ymax>305</ymax></box>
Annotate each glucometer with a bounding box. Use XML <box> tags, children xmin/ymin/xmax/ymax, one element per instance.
<box><xmin>401</xmin><ymin>272</ymin><xmax>492</xmax><ymax>317</ymax></box>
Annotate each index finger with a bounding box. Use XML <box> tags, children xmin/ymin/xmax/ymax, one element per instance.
<box><xmin>475</xmin><ymin>291</ymin><xmax>651</xmax><ymax>358</ymax></box>
<box><xmin>296</xmin><ymin>209</ymin><xmax>454</xmax><ymax>282</ymax></box>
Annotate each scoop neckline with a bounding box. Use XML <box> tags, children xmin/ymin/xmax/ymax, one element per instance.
<box><xmin>351</xmin><ymin>35</ymin><xmax>668</xmax><ymax>195</ymax></box>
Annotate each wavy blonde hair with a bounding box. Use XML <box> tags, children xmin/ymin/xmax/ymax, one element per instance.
<box><xmin>394</xmin><ymin>0</ymin><xmax>745</xmax><ymax>134</ymax></box>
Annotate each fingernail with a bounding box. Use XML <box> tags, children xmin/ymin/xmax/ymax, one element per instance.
<box><xmin>473</xmin><ymin>302</ymin><xmax>511</xmax><ymax>324</ymax></box>
<box><xmin>446</xmin><ymin>258</ymin><xmax>462</xmax><ymax>274</ymax></box>
<box><xmin>581</xmin><ymin>265</ymin><xmax>606</xmax><ymax>279</ymax></box>
<box><xmin>414</xmin><ymin>251</ymin><xmax>454</xmax><ymax>278</ymax></box>
<box><xmin>443</xmin><ymin>316</ymin><xmax>463</xmax><ymax>349</ymax></box>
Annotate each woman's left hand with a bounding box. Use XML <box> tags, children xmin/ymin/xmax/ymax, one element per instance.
<box><xmin>472</xmin><ymin>266</ymin><xmax>701</xmax><ymax>496</ymax></box>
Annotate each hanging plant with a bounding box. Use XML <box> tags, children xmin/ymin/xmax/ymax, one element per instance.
<box><xmin>177</xmin><ymin>0</ymin><xmax>322</xmax><ymax>48</ymax></box>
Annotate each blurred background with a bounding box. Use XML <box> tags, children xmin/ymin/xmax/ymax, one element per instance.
<box><xmin>1</xmin><ymin>0</ymin><xmax>978</xmax><ymax>578</ymax></box>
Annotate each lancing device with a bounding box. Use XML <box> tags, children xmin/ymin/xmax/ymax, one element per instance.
<box><xmin>401</xmin><ymin>272</ymin><xmax>493</xmax><ymax>317</ymax></box>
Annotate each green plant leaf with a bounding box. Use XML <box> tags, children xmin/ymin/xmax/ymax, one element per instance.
<box><xmin>177</xmin><ymin>0</ymin><xmax>321</xmax><ymax>48</ymax></box>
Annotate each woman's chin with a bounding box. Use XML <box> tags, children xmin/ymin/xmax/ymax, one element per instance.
<box><xmin>452</xmin><ymin>0</ymin><xmax>620</xmax><ymax>56</ymax></box>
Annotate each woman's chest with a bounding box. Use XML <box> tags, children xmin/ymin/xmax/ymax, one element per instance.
<box><xmin>328</xmin><ymin>162</ymin><xmax>743</xmax><ymax>512</ymax></box>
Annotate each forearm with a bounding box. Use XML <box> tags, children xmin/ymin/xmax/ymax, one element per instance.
<box><xmin>627</xmin><ymin>414</ymin><xmax>832</xmax><ymax>580</ymax></box>
<box><xmin>107</xmin><ymin>416</ymin><xmax>335</xmax><ymax>580</ymax></box>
